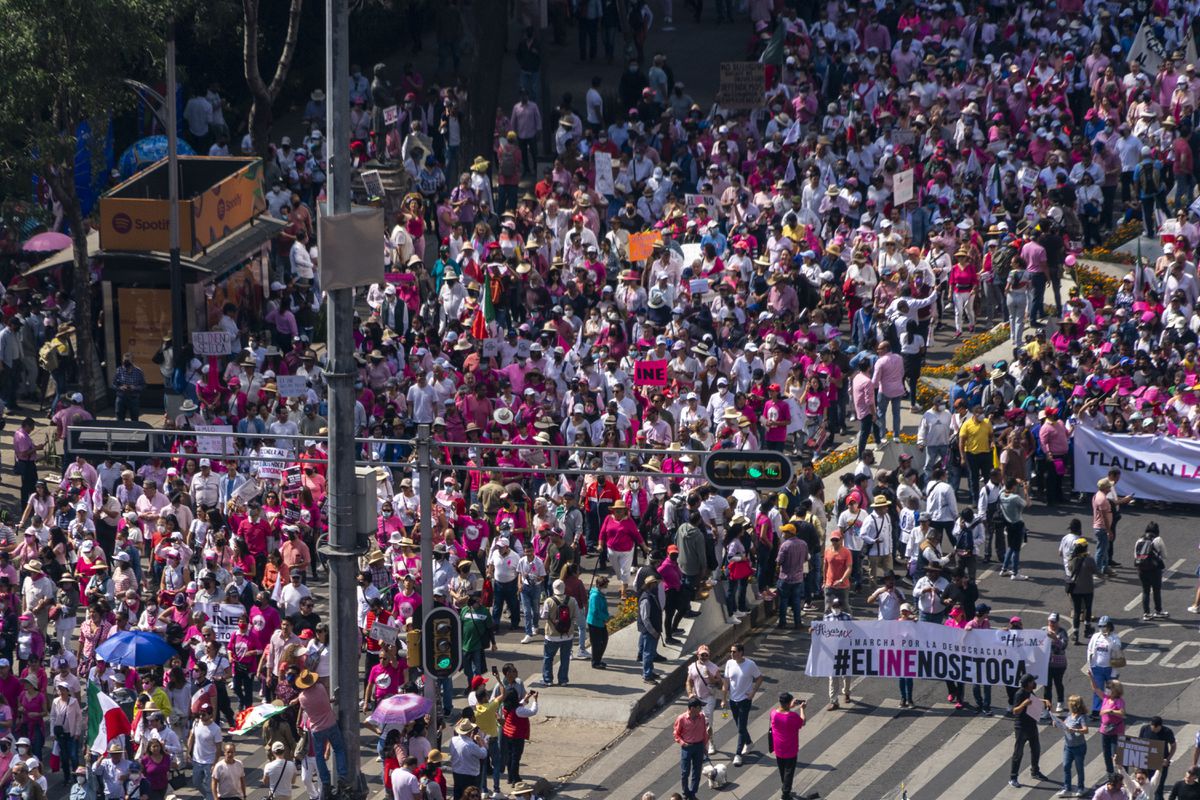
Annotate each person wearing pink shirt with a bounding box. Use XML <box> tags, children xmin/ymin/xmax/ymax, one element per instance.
<box><xmin>871</xmin><ymin>342</ymin><xmax>905</xmax><ymax>441</ymax></box>
<box><xmin>851</xmin><ymin>361</ymin><xmax>877</xmax><ymax>459</ymax></box>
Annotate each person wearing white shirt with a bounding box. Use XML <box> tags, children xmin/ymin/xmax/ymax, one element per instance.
<box><xmin>406</xmin><ymin>376</ymin><xmax>438</xmax><ymax>424</ymax></box>
<box><xmin>279</xmin><ymin>575</ymin><xmax>312</xmax><ymax>617</ymax></box>
<box><xmin>917</xmin><ymin>402</ymin><xmax>952</xmax><ymax>482</ymax></box>
<box><xmin>924</xmin><ymin>466</ymin><xmax>958</xmax><ymax>548</ymax></box>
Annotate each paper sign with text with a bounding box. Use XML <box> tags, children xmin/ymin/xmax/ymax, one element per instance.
<box><xmin>594</xmin><ymin>151</ymin><xmax>615</xmax><ymax>196</ymax></box>
<box><xmin>893</xmin><ymin>169</ymin><xmax>915</xmax><ymax>206</ymax></box>
<box><xmin>195</xmin><ymin>424</ymin><xmax>234</xmax><ymax>456</ymax></box>
<box><xmin>196</xmin><ymin>602</ymin><xmax>250</xmax><ymax>643</ymax></box>
<box><xmin>276</xmin><ymin>375</ymin><xmax>308</xmax><ymax>398</ymax></box>
<box><xmin>1116</xmin><ymin>736</ymin><xmax>1166</xmax><ymax>771</ymax></box>
<box><xmin>627</xmin><ymin>231</ymin><xmax>661</xmax><ymax>262</ymax></box>
<box><xmin>192</xmin><ymin>332</ymin><xmax>235</xmax><ymax>357</ymax></box>
<box><xmin>634</xmin><ymin>359</ymin><xmax>669</xmax><ymax>386</ymax></box>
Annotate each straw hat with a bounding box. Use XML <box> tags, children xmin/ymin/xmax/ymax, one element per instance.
<box><xmin>294</xmin><ymin>670</ymin><xmax>319</xmax><ymax>690</ymax></box>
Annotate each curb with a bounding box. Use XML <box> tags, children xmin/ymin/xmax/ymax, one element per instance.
<box><xmin>626</xmin><ymin>596</ymin><xmax>774</xmax><ymax>727</ymax></box>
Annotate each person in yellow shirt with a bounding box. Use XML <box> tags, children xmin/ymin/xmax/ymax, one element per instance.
<box><xmin>958</xmin><ymin>404</ymin><xmax>994</xmax><ymax>501</ymax></box>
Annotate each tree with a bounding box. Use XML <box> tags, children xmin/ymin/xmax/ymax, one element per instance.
<box><xmin>0</xmin><ymin>0</ymin><xmax>171</xmax><ymax>404</ymax></box>
<box><xmin>242</xmin><ymin>0</ymin><xmax>305</xmax><ymax>159</ymax></box>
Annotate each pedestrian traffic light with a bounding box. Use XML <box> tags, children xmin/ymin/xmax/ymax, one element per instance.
<box><xmin>421</xmin><ymin>607</ymin><xmax>462</xmax><ymax>680</ymax></box>
<box><xmin>703</xmin><ymin>451</ymin><xmax>794</xmax><ymax>490</ymax></box>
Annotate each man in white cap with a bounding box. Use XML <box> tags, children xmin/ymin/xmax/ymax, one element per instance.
<box><xmin>539</xmin><ymin>579</ymin><xmax>579</xmax><ymax>686</ymax></box>
<box><xmin>190</xmin><ymin>459</ymin><xmax>221</xmax><ymax>509</ymax></box>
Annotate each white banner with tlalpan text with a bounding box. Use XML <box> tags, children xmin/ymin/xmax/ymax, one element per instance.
<box><xmin>1072</xmin><ymin>426</ymin><xmax>1200</xmax><ymax>504</ymax></box>
<box><xmin>805</xmin><ymin>620</ymin><xmax>1049</xmax><ymax>687</ymax></box>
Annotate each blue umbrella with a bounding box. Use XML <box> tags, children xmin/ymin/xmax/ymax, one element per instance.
<box><xmin>95</xmin><ymin>630</ymin><xmax>177</xmax><ymax>667</ymax></box>
<box><xmin>117</xmin><ymin>135</ymin><xmax>195</xmax><ymax>179</ymax></box>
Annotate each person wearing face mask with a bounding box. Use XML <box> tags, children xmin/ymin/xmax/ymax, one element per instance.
<box><xmin>69</xmin><ymin>764</ymin><xmax>96</xmax><ymax>800</ymax></box>
<box><xmin>112</xmin><ymin>353</ymin><xmax>146</xmax><ymax>422</ymax></box>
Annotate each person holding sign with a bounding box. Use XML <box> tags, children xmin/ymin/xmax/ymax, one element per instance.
<box><xmin>1009</xmin><ymin>673</ymin><xmax>1050</xmax><ymax>789</ymax></box>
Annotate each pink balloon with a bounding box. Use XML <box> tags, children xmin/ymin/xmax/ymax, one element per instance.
<box><xmin>1065</xmin><ymin>254</ymin><xmax>1077</xmax><ymax>266</ymax></box>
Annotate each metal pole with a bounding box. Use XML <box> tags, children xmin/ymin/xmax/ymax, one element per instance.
<box><xmin>166</xmin><ymin>24</ymin><xmax>185</xmax><ymax>359</ymax></box>
<box><xmin>323</xmin><ymin>0</ymin><xmax>361</xmax><ymax>793</ymax></box>
<box><xmin>415</xmin><ymin>423</ymin><xmax>437</xmax><ymax>724</ymax></box>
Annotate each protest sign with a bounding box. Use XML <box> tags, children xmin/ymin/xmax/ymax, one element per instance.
<box><xmin>634</xmin><ymin>359</ymin><xmax>669</xmax><ymax>386</ymax></box>
<box><xmin>680</xmin><ymin>242</ymin><xmax>703</xmax><ymax>266</ymax></box>
<box><xmin>594</xmin><ymin>151</ymin><xmax>615</xmax><ymax>196</ymax></box>
<box><xmin>1116</xmin><ymin>736</ymin><xmax>1166</xmax><ymax>771</ymax></box>
<box><xmin>282</xmin><ymin>465</ymin><xmax>303</xmax><ymax>496</ymax></box>
<box><xmin>256</xmin><ymin>447</ymin><xmax>289</xmax><ymax>481</ymax></box>
<box><xmin>1073</xmin><ymin>426</ymin><xmax>1200</xmax><ymax>503</ymax></box>
<box><xmin>805</xmin><ymin>620</ymin><xmax>1050</xmax><ymax>686</ymax></box>
<box><xmin>481</xmin><ymin>338</ymin><xmax>501</xmax><ymax>358</ymax></box>
<box><xmin>276</xmin><ymin>375</ymin><xmax>308</xmax><ymax>398</ymax></box>
<box><xmin>369</xmin><ymin>620</ymin><xmax>400</xmax><ymax>645</ymax></box>
<box><xmin>716</xmin><ymin>62</ymin><xmax>766</xmax><ymax>110</ymax></box>
<box><xmin>515</xmin><ymin>340</ymin><xmax>531</xmax><ymax>359</ymax></box>
<box><xmin>382</xmin><ymin>105</ymin><xmax>399</xmax><ymax>127</ymax></box>
<box><xmin>893</xmin><ymin>128</ymin><xmax>915</xmax><ymax>148</ymax></box>
<box><xmin>627</xmin><ymin>231</ymin><xmax>661</xmax><ymax>262</ymax></box>
<box><xmin>1129</xmin><ymin>20</ymin><xmax>1198</xmax><ymax>75</ymax></box>
<box><xmin>690</xmin><ymin>278</ymin><xmax>711</xmax><ymax>296</ymax></box>
<box><xmin>685</xmin><ymin>193</ymin><xmax>717</xmax><ymax>218</ymax></box>
<box><xmin>191</xmin><ymin>331</ymin><xmax>234</xmax><ymax>357</ymax></box>
<box><xmin>233</xmin><ymin>479</ymin><xmax>262</xmax><ymax>505</ymax></box>
<box><xmin>361</xmin><ymin>170</ymin><xmax>386</xmax><ymax>200</ymax></box>
<box><xmin>893</xmin><ymin>169</ymin><xmax>915</xmax><ymax>206</ymax></box>
<box><xmin>194</xmin><ymin>424</ymin><xmax>234</xmax><ymax>456</ymax></box>
<box><xmin>196</xmin><ymin>603</ymin><xmax>249</xmax><ymax>643</ymax></box>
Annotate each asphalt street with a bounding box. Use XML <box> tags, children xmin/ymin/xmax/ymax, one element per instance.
<box><xmin>558</xmin><ymin>499</ymin><xmax>1200</xmax><ymax>800</ymax></box>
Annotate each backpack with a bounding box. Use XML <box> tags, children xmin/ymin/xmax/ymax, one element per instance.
<box><xmin>551</xmin><ymin>597</ymin><xmax>572</xmax><ymax>634</ymax></box>
<box><xmin>1134</xmin><ymin>536</ymin><xmax>1163</xmax><ymax>573</ymax></box>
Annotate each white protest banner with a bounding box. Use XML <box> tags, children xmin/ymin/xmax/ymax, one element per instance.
<box><xmin>892</xmin><ymin>169</ymin><xmax>915</xmax><ymax>206</ymax></box>
<box><xmin>191</xmin><ymin>331</ymin><xmax>234</xmax><ymax>357</ymax></box>
<box><xmin>689</xmin><ymin>278</ymin><xmax>711</xmax><ymax>296</ymax></box>
<box><xmin>276</xmin><ymin>375</ymin><xmax>308</xmax><ymax>398</ymax></box>
<box><xmin>1129</xmin><ymin>21</ymin><xmax>1198</xmax><ymax>76</ymax></box>
<box><xmin>481</xmin><ymin>338</ymin><xmax>501</xmax><ymax>358</ymax></box>
<box><xmin>515</xmin><ymin>339</ymin><xmax>531</xmax><ymax>359</ymax></box>
<box><xmin>382</xmin><ymin>105</ymin><xmax>399</xmax><ymax>127</ymax></box>
<box><xmin>1072</xmin><ymin>425</ymin><xmax>1200</xmax><ymax>503</ymax></box>
<box><xmin>594</xmin><ymin>151</ymin><xmax>615</xmax><ymax>196</ymax></box>
<box><xmin>805</xmin><ymin>619</ymin><xmax>1050</xmax><ymax>686</ymax></box>
<box><xmin>196</xmin><ymin>602</ymin><xmax>249</xmax><ymax>643</ymax></box>
<box><xmin>256</xmin><ymin>447</ymin><xmax>290</xmax><ymax>481</ymax></box>
<box><xmin>194</xmin><ymin>424</ymin><xmax>234</xmax><ymax>456</ymax></box>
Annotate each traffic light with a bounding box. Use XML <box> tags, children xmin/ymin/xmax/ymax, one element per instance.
<box><xmin>702</xmin><ymin>450</ymin><xmax>794</xmax><ymax>490</ymax></box>
<box><xmin>421</xmin><ymin>607</ymin><xmax>462</xmax><ymax>679</ymax></box>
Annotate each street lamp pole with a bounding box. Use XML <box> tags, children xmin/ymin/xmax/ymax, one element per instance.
<box><xmin>323</xmin><ymin>0</ymin><xmax>361</xmax><ymax>794</ymax></box>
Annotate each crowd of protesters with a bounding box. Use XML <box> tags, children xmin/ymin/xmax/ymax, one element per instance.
<box><xmin>12</xmin><ymin>1</ymin><xmax>1200</xmax><ymax>800</ymax></box>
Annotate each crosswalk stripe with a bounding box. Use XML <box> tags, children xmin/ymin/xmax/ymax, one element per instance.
<box><xmin>896</xmin><ymin>712</ymin><xmax>1006</xmax><ymax>796</ymax></box>
<box><xmin>1125</xmin><ymin>558</ymin><xmax>1186</xmax><ymax>611</ymax></box>
<box><xmin>821</xmin><ymin>706</ymin><xmax>946</xmax><ymax>800</ymax></box>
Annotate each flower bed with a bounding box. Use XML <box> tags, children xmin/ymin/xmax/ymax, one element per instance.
<box><xmin>1080</xmin><ymin>220</ymin><xmax>1142</xmax><ymax>264</ymax></box>
<box><xmin>1074</xmin><ymin>263</ymin><xmax>1122</xmax><ymax>299</ymax></box>
<box><xmin>607</xmin><ymin>594</ymin><xmax>638</xmax><ymax>633</ymax></box>
<box><xmin>923</xmin><ymin>324</ymin><xmax>1011</xmax><ymax>379</ymax></box>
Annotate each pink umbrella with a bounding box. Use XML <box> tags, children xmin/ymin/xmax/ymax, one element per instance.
<box><xmin>21</xmin><ymin>231</ymin><xmax>72</xmax><ymax>252</ymax></box>
<box><xmin>367</xmin><ymin>693</ymin><xmax>433</xmax><ymax>727</ymax></box>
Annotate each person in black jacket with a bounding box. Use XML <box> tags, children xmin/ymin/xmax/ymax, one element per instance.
<box><xmin>636</xmin><ymin>575</ymin><xmax>662</xmax><ymax>684</ymax></box>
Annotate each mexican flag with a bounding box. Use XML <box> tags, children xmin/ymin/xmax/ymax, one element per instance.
<box><xmin>87</xmin><ymin>682</ymin><xmax>131</xmax><ymax>754</ymax></box>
